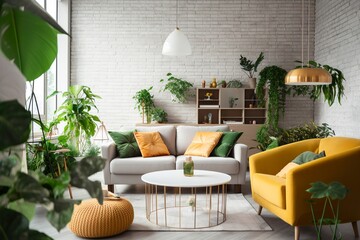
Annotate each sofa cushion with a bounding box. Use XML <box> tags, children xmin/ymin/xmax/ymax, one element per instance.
<box><xmin>176</xmin><ymin>155</ymin><xmax>239</xmax><ymax>175</ymax></box>
<box><xmin>108</xmin><ymin>131</ymin><xmax>141</xmax><ymax>158</ymax></box>
<box><xmin>136</xmin><ymin>125</ymin><xmax>176</xmax><ymax>155</ymax></box>
<box><xmin>184</xmin><ymin>132</ymin><xmax>223</xmax><ymax>157</ymax></box>
<box><xmin>292</xmin><ymin>151</ymin><xmax>325</xmax><ymax>165</ymax></box>
<box><xmin>252</xmin><ymin>173</ymin><xmax>286</xmax><ymax>209</ymax></box>
<box><xmin>276</xmin><ymin>162</ymin><xmax>299</xmax><ymax>178</ymax></box>
<box><xmin>176</xmin><ymin>125</ymin><xmax>229</xmax><ymax>155</ymax></box>
<box><xmin>211</xmin><ymin>131</ymin><xmax>243</xmax><ymax>157</ymax></box>
<box><xmin>134</xmin><ymin>132</ymin><xmax>170</xmax><ymax>157</ymax></box>
<box><xmin>110</xmin><ymin>155</ymin><xmax>176</xmax><ymax>174</ymax></box>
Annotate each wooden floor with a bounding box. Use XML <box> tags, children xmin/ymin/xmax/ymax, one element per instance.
<box><xmin>32</xmin><ymin>172</ymin><xmax>357</xmax><ymax>240</ymax></box>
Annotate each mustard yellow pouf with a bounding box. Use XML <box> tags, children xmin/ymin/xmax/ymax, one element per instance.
<box><xmin>68</xmin><ymin>198</ymin><xmax>134</xmax><ymax>238</ymax></box>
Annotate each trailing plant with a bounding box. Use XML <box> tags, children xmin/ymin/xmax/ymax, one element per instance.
<box><xmin>151</xmin><ymin>107</ymin><xmax>168</xmax><ymax>123</ymax></box>
<box><xmin>289</xmin><ymin>60</ymin><xmax>345</xmax><ymax>106</ymax></box>
<box><xmin>239</xmin><ymin>52</ymin><xmax>264</xmax><ymax>78</ymax></box>
<box><xmin>49</xmin><ymin>85</ymin><xmax>101</xmax><ymax>156</ymax></box>
<box><xmin>160</xmin><ymin>72</ymin><xmax>193</xmax><ymax>103</ymax></box>
<box><xmin>256</xmin><ymin>65</ymin><xmax>288</xmax><ymax>130</ymax></box>
<box><xmin>306</xmin><ymin>181</ymin><xmax>348</xmax><ymax>240</ymax></box>
<box><xmin>256</xmin><ymin>122</ymin><xmax>335</xmax><ymax>151</ymax></box>
<box><xmin>133</xmin><ymin>87</ymin><xmax>155</xmax><ymax>124</ymax></box>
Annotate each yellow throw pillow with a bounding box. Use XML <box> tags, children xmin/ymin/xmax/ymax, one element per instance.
<box><xmin>276</xmin><ymin>162</ymin><xmax>299</xmax><ymax>178</ymax></box>
<box><xmin>134</xmin><ymin>132</ymin><xmax>170</xmax><ymax>158</ymax></box>
<box><xmin>184</xmin><ymin>132</ymin><xmax>223</xmax><ymax>157</ymax></box>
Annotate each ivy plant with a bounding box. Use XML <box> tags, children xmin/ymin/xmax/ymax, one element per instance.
<box><xmin>256</xmin><ymin>65</ymin><xmax>288</xmax><ymax>130</ymax></box>
<box><xmin>160</xmin><ymin>72</ymin><xmax>193</xmax><ymax>103</ymax></box>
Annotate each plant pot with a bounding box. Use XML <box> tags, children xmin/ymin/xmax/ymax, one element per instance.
<box><xmin>248</xmin><ymin>78</ymin><xmax>257</xmax><ymax>89</ymax></box>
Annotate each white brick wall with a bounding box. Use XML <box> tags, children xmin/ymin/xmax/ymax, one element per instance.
<box><xmin>71</xmin><ymin>0</ymin><xmax>315</xmax><ymax>130</ymax></box>
<box><xmin>314</xmin><ymin>0</ymin><xmax>360</xmax><ymax>137</ymax></box>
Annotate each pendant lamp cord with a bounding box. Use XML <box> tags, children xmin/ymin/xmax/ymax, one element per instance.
<box><xmin>301</xmin><ymin>0</ymin><xmax>304</xmax><ymax>68</ymax></box>
<box><xmin>307</xmin><ymin>0</ymin><xmax>310</xmax><ymax>65</ymax></box>
<box><xmin>176</xmin><ymin>0</ymin><xmax>179</xmax><ymax>29</ymax></box>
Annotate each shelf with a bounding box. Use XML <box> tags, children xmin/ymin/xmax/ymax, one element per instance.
<box><xmin>199</xmin><ymin>99</ymin><xmax>219</xmax><ymax>102</ymax></box>
<box><xmin>221</xmin><ymin>116</ymin><xmax>243</xmax><ymax>119</ymax></box>
<box><xmin>221</xmin><ymin>108</ymin><xmax>243</xmax><ymax>110</ymax></box>
<box><xmin>244</xmin><ymin>108</ymin><xmax>266</xmax><ymax>110</ymax></box>
<box><xmin>246</xmin><ymin>116</ymin><xmax>266</xmax><ymax>118</ymax></box>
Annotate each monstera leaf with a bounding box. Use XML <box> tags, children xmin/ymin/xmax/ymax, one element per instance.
<box><xmin>70</xmin><ymin>156</ymin><xmax>105</xmax><ymax>204</ymax></box>
<box><xmin>0</xmin><ymin>100</ymin><xmax>31</xmax><ymax>150</ymax></box>
<box><xmin>0</xmin><ymin>5</ymin><xmax>58</xmax><ymax>80</ymax></box>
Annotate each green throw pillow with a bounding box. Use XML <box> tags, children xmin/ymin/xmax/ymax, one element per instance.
<box><xmin>292</xmin><ymin>151</ymin><xmax>326</xmax><ymax>165</ymax></box>
<box><xmin>109</xmin><ymin>131</ymin><xmax>141</xmax><ymax>158</ymax></box>
<box><xmin>211</xmin><ymin>131</ymin><xmax>243</xmax><ymax>157</ymax></box>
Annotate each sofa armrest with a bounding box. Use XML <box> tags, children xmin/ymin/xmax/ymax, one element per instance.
<box><xmin>249</xmin><ymin>138</ymin><xmax>321</xmax><ymax>176</ymax></box>
<box><xmin>231</xmin><ymin>143</ymin><xmax>248</xmax><ymax>184</ymax></box>
<box><xmin>101</xmin><ymin>142</ymin><xmax>117</xmax><ymax>161</ymax></box>
<box><xmin>286</xmin><ymin>147</ymin><xmax>360</xmax><ymax>225</ymax></box>
<box><xmin>101</xmin><ymin>142</ymin><xmax>117</xmax><ymax>184</ymax></box>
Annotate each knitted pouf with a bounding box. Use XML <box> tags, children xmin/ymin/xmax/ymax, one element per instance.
<box><xmin>68</xmin><ymin>198</ymin><xmax>134</xmax><ymax>238</ymax></box>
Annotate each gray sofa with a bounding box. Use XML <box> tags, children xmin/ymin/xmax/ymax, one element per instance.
<box><xmin>101</xmin><ymin>125</ymin><xmax>248</xmax><ymax>192</ymax></box>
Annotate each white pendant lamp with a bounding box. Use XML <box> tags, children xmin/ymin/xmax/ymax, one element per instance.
<box><xmin>285</xmin><ymin>0</ymin><xmax>331</xmax><ymax>85</ymax></box>
<box><xmin>162</xmin><ymin>0</ymin><xmax>192</xmax><ymax>56</ymax></box>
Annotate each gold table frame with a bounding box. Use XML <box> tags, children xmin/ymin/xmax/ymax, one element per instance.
<box><xmin>144</xmin><ymin>183</ymin><xmax>228</xmax><ymax>229</ymax></box>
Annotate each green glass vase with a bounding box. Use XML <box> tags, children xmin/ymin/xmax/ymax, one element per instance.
<box><xmin>183</xmin><ymin>157</ymin><xmax>194</xmax><ymax>177</ymax></box>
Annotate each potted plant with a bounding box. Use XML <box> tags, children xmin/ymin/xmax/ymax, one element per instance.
<box><xmin>160</xmin><ymin>72</ymin><xmax>193</xmax><ymax>103</ymax></box>
<box><xmin>239</xmin><ymin>52</ymin><xmax>264</xmax><ymax>88</ymax></box>
<box><xmin>133</xmin><ymin>87</ymin><xmax>155</xmax><ymax>124</ymax></box>
<box><xmin>151</xmin><ymin>107</ymin><xmax>168</xmax><ymax>123</ymax></box>
<box><xmin>307</xmin><ymin>181</ymin><xmax>348</xmax><ymax>240</ymax></box>
<box><xmin>219</xmin><ymin>80</ymin><xmax>227</xmax><ymax>88</ymax></box>
<box><xmin>49</xmin><ymin>85</ymin><xmax>101</xmax><ymax>157</ymax></box>
<box><xmin>226</xmin><ymin>79</ymin><xmax>243</xmax><ymax>88</ymax></box>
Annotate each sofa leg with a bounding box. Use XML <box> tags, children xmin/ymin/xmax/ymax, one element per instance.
<box><xmin>294</xmin><ymin>226</ymin><xmax>300</xmax><ymax>240</ymax></box>
<box><xmin>108</xmin><ymin>184</ymin><xmax>114</xmax><ymax>193</ymax></box>
<box><xmin>233</xmin><ymin>184</ymin><xmax>241</xmax><ymax>193</ymax></box>
<box><xmin>352</xmin><ymin>221</ymin><xmax>359</xmax><ymax>238</ymax></box>
<box><xmin>257</xmin><ymin>206</ymin><xmax>263</xmax><ymax>215</ymax></box>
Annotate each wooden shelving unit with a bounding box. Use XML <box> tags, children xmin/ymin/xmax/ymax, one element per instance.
<box><xmin>196</xmin><ymin>88</ymin><xmax>266</xmax><ymax>125</ymax></box>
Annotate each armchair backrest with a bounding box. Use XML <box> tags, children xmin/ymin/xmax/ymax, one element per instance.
<box><xmin>319</xmin><ymin>137</ymin><xmax>360</xmax><ymax>156</ymax></box>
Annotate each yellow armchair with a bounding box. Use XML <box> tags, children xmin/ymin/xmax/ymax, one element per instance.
<box><xmin>250</xmin><ymin>137</ymin><xmax>360</xmax><ymax>240</ymax></box>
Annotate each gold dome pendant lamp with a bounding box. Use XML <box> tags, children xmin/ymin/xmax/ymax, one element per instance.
<box><xmin>285</xmin><ymin>0</ymin><xmax>331</xmax><ymax>85</ymax></box>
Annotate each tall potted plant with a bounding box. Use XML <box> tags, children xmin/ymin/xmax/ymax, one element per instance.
<box><xmin>239</xmin><ymin>52</ymin><xmax>264</xmax><ymax>88</ymax></box>
<box><xmin>133</xmin><ymin>87</ymin><xmax>155</xmax><ymax>124</ymax></box>
<box><xmin>49</xmin><ymin>85</ymin><xmax>101</xmax><ymax>156</ymax></box>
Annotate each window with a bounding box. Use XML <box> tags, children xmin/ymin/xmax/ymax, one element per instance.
<box><xmin>26</xmin><ymin>0</ymin><xmax>70</xmax><ymax>135</ymax></box>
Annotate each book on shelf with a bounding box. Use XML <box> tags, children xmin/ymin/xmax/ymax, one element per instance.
<box><xmin>223</xmin><ymin>120</ymin><xmax>244</xmax><ymax>124</ymax></box>
<box><xmin>199</xmin><ymin>105</ymin><xmax>220</xmax><ymax>108</ymax></box>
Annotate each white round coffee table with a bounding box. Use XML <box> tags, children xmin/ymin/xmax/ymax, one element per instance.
<box><xmin>141</xmin><ymin>170</ymin><xmax>231</xmax><ymax>229</ymax></box>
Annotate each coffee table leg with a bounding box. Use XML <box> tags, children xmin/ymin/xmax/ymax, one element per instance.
<box><xmin>179</xmin><ymin>187</ymin><xmax>181</xmax><ymax>228</ymax></box>
<box><xmin>194</xmin><ymin>187</ymin><xmax>197</xmax><ymax>228</ymax></box>
<box><xmin>155</xmin><ymin>185</ymin><xmax>158</xmax><ymax>225</ymax></box>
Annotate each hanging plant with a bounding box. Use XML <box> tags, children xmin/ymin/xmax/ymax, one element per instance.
<box><xmin>256</xmin><ymin>65</ymin><xmax>288</xmax><ymax>130</ymax></box>
<box><xmin>289</xmin><ymin>61</ymin><xmax>345</xmax><ymax>106</ymax></box>
<box><xmin>160</xmin><ymin>73</ymin><xmax>193</xmax><ymax>103</ymax></box>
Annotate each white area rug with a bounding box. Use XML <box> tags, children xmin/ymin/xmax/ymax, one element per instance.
<box><xmin>125</xmin><ymin>193</ymin><xmax>271</xmax><ymax>232</ymax></box>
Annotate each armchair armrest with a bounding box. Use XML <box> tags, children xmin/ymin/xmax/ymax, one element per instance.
<box><xmin>250</xmin><ymin>138</ymin><xmax>321</xmax><ymax>176</ymax></box>
<box><xmin>286</xmin><ymin>146</ymin><xmax>360</xmax><ymax>225</ymax></box>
